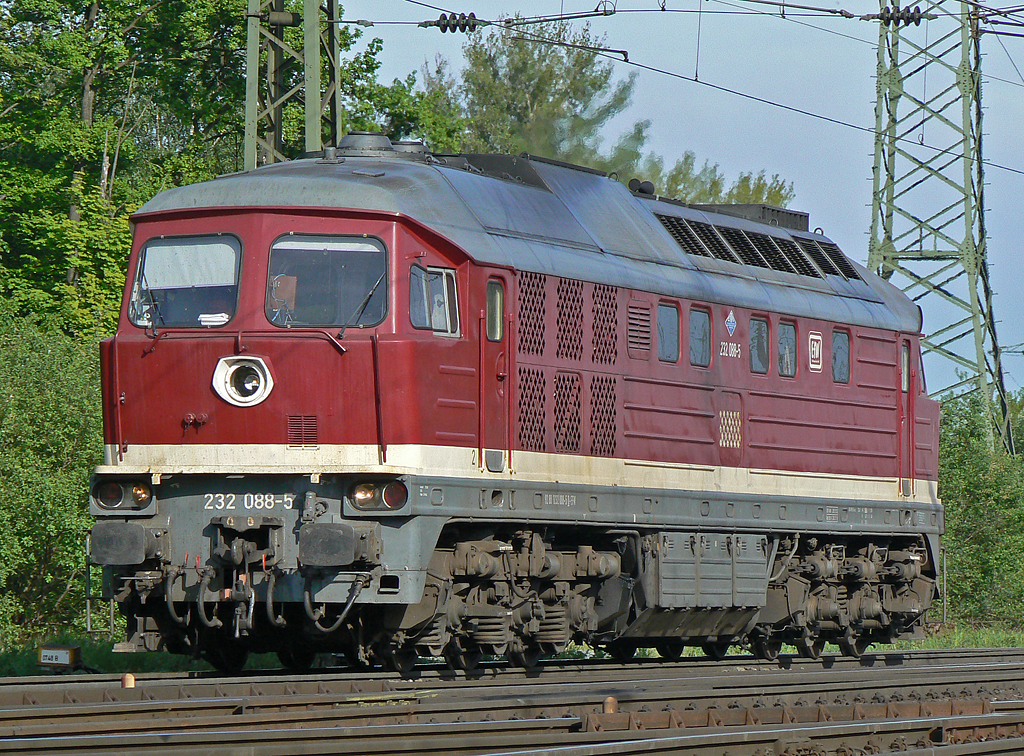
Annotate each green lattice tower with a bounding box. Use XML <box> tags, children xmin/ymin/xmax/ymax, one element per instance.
<box><xmin>243</xmin><ymin>0</ymin><xmax>344</xmax><ymax>168</ymax></box>
<box><xmin>867</xmin><ymin>0</ymin><xmax>1015</xmax><ymax>453</ymax></box>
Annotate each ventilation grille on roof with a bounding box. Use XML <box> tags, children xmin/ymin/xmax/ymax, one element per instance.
<box><xmin>655</xmin><ymin>214</ymin><xmax>712</xmax><ymax>257</ymax></box>
<box><xmin>688</xmin><ymin>221</ymin><xmax>737</xmax><ymax>262</ymax></box>
<box><xmin>717</xmin><ymin>227</ymin><xmax>770</xmax><ymax>269</ymax></box>
<box><xmin>816</xmin><ymin>240</ymin><xmax>862</xmax><ymax>280</ymax></box>
<box><xmin>656</xmin><ymin>213</ymin><xmax>853</xmax><ymax>282</ymax></box>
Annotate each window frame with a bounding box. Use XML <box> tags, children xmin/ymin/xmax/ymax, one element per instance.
<box><xmin>749</xmin><ymin>316</ymin><xmax>770</xmax><ymax>375</ymax></box>
<box><xmin>657</xmin><ymin>302</ymin><xmax>681</xmax><ymax>363</ymax></box>
<box><xmin>409</xmin><ymin>264</ymin><xmax>461</xmax><ymax>337</ymax></box>
<box><xmin>689</xmin><ymin>306</ymin><xmax>712</xmax><ymax>368</ymax></box>
<box><xmin>778</xmin><ymin>321</ymin><xmax>798</xmax><ymax>378</ymax></box>
<box><xmin>832</xmin><ymin>328</ymin><xmax>851</xmax><ymax>384</ymax></box>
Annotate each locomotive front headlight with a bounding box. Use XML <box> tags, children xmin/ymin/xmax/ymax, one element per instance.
<box><xmin>212</xmin><ymin>356</ymin><xmax>275</xmax><ymax>407</ymax></box>
<box><xmin>352</xmin><ymin>483</ymin><xmax>377</xmax><ymax>507</ymax></box>
<box><xmin>95</xmin><ymin>481</ymin><xmax>125</xmax><ymax>509</ymax></box>
<box><xmin>131</xmin><ymin>484</ymin><xmax>152</xmax><ymax>505</ymax></box>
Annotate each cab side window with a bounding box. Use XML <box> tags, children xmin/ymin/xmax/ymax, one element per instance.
<box><xmin>750</xmin><ymin>317</ymin><xmax>769</xmax><ymax>374</ymax></box>
<box><xmin>832</xmin><ymin>329</ymin><xmax>850</xmax><ymax>383</ymax></box>
<box><xmin>410</xmin><ymin>265</ymin><xmax>460</xmax><ymax>336</ymax></box>
<box><xmin>689</xmin><ymin>308</ymin><xmax>711</xmax><ymax>367</ymax></box>
<box><xmin>658</xmin><ymin>303</ymin><xmax>680</xmax><ymax>363</ymax></box>
<box><xmin>779</xmin><ymin>322</ymin><xmax>797</xmax><ymax>377</ymax></box>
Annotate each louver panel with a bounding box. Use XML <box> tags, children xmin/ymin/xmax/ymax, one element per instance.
<box><xmin>287</xmin><ymin>415</ymin><xmax>318</xmax><ymax>448</ymax></box>
<box><xmin>655</xmin><ymin>214</ymin><xmax>712</xmax><ymax>257</ymax></box>
<box><xmin>747</xmin><ymin>232</ymin><xmax>796</xmax><ymax>274</ymax></box>
<box><xmin>590</xmin><ymin>375</ymin><xmax>617</xmax><ymax>457</ymax></box>
<box><xmin>517</xmin><ymin>367</ymin><xmax>546</xmax><ymax>451</ymax></box>
<box><xmin>817</xmin><ymin>240</ymin><xmax>863</xmax><ymax>280</ymax></box>
<box><xmin>689</xmin><ymin>222</ymin><xmax>738</xmax><ymax>263</ymax></box>
<box><xmin>627</xmin><ymin>303</ymin><xmax>652</xmax><ymax>352</ymax></box>
<box><xmin>553</xmin><ymin>372</ymin><xmax>582</xmax><ymax>453</ymax></box>
<box><xmin>770</xmin><ymin>236</ymin><xmax>823</xmax><ymax>278</ymax></box>
<box><xmin>717</xmin><ymin>227</ymin><xmax>770</xmax><ymax>269</ymax></box>
<box><xmin>794</xmin><ymin>237</ymin><xmax>842</xmax><ymax>277</ymax></box>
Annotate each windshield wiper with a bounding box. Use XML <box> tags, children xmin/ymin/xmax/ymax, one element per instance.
<box><xmin>338</xmin><ymin>270</ymin><xmax>386</xmax><ymax>341</ymax></box>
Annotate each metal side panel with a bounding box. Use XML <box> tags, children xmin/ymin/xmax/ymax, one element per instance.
<box><xmin>660</xmin><ymin>532</ymin><xmax>768</xmax><ymax>609</ymax></box>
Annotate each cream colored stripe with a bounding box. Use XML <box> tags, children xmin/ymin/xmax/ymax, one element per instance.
<box><xmin>99</xmin><ymin>443</ymin><xmax>938</xmax><ymax>506</ymax></box>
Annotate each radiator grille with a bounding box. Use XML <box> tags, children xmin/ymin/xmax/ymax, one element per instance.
<box><xmin>556</xmin><ymin>278</ymin><xmax>584</xmax><ymax>361</ymax></box>
<box><xmin>553</xmin><ymin>372</ymin><xmax>582</xmax><ymax>453</ymax></box>
<box><xmin>590</xmin><ymin>375</ymin><xmax>617</xmax><ymax>457</ymax></box>
<box><xmin>517</xmin><ymin>366</ymin><xmax>547</xmax><ymax>452</ymax></box>
<box><xmin>518</xmin><ymin>271</ymin><xmax>546</xmax><ymax>356</ymax></box>
<box><xmin>591</xmin><ymin>284</ymin><xmax>619</xmax><ymax>365</ymax></box>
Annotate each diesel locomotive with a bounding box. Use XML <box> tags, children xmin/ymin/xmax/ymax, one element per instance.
<box><xmin>89</xmin><ymin>132</ymin><xmax>941</xmax><ymax>672</ymax></box>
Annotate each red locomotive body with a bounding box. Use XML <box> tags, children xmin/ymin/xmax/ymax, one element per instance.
<box><xmin>90</xmin><ymin>134</ymin><xmax>940</xmax><ymax>671</ymax></box>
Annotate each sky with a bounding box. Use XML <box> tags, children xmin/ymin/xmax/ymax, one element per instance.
<box><xmin>341</xmin><ymin>0</ymin><xmax>1024</xmax><ymax>395</ymax></box>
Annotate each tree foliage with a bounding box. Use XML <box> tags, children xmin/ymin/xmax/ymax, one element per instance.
<box><xmin>939</xmin><ymin>391</ymin><xmax>1024</xmax><ymax>626</ymax></box>
<box><xmin>0</xmin><ymin>301</ymin><xmax>102</xmax><ymax>646</ymax></box>
<box><xmin>424</xmin><ymin>20</ymin><xmax>794</xmax><ymax>206</ymax></box>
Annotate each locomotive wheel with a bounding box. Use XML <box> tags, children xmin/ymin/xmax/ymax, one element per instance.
<box><xmin>839</xmin><ymin>633</ymin><xmax>872</xmax><ymax>659</ymax></box>
<box><xmin>606</xmin><ymin>641</ymin><xmax>638</xmax><ymax>662</ymax></box>
<box><xmin>655</xmin><ymin>639</ymin><xmax>685</xmax><ymax>660</ymax></box>
<box><xmin>508</xmin><ymin>644</ymin><xmax>543</xmax><ymax>669</ymax></box>
<box><xmin>204</xmin><ymin>643</ymin><xmax>249</xmax><ymax>674</ymax></box>
<box><xmin>701</xmin><ymin>641</ymin><xmax>731</xmax><ymax>661</ymax></box>
<box><xmin>751</xmin><ymin>637</ymin><xmax>782</xmax><ymax>661</ymax></box>
<box><xmin>386</xmin><ymin>647</ymin><xmax>419</xmax><ymax>676</ymax></box>
<box><xmin>795</xmin><ymin>637</ymin><xmax>825</xmax><ymax>660</ymax></box>
<box><xmin>444</xmin><ymin>638</ymin><xmax>482</xmax><ymax>671</ymax></box>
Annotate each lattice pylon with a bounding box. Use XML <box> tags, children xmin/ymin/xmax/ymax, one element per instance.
<box><xmin>244</xmin><ymin>0</ymin><xmax>344</xmax><ymax>169</ymax></box>
<box><xmin>867</xmin><ymin>0</ymin><xmax>1015</xmax><ymax>453</ymax></box>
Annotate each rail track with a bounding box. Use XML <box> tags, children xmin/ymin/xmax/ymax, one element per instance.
<box><xmin>4</xmin><ymin>648</ymin><xmax>1024</xmax><ymax>755</ymax></box>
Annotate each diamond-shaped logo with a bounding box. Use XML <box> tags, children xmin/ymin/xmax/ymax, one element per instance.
<box><xmin>725</xmin><ymin>310</ymin><xmax>737</xmax><ymax>336</ymax></box>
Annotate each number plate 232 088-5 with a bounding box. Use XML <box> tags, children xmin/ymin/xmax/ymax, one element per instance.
<box><xmin>203</xmin><ymin>493</ymin><xmax>295</xmax><ymax>511</ymax></box>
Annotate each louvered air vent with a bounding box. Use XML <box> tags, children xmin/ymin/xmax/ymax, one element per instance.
<box><xmin>287</xmin><ymin>415</ymin><xmax>318</xmax><ymax>448</ymax></box>
<box><xmin>627</xmin><ymin>302</ymin><xmax>652</xmax><ymax>352</ymax></box>
<box><xmin>655</xmin><ymin>213</ymin><xmax>850</xmax><ymax>283</ymax></box>
<box><xmin>816</xmin><ymin>240</ymin><xmax>862</xmax><ymax>280</ymax></box>
<box><xmin>688</xmin><ymin>222</ymin><xmax>738</xmax><ymax>262</ymax></box>
<box><xmin>794</xmin><ymin>237</ymin><xmax>842</xmax><ymax>277</ymax></box>
<box><xmin>655</xmin><ymin>214</ymin><xmax>712</xmax><ymax>257</ymax></box>
<box><xmin>717</xmin><ymin>227</ymin><xmax>770</xmax><ymax>269</ymax></box>
<box><xmin>769</xmin><ymin>236</ymin><xmax>823</xmax><ymax>278</ymax></box>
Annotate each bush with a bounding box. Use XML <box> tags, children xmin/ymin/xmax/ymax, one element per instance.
<box><xmin>0</xmin><ymin>301</ymin><xmax>102</xmax><ymax>647</ymax></box>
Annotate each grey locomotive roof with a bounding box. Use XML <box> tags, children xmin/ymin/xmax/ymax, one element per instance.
<box><xmin>136</xmin><ymin>148</ymin><xmax>921</xmax><ymax>333</ymax></box>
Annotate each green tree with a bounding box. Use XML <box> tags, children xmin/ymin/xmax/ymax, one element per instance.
<box><xmin>0</xmin><ymin>301</ymin><xmax>102</xmax><ymax>646</ymax></box>
<box><xmin>939</xmin><ymin>392</ymin><xmax>1024</xmax><ymax>625</ymax></box>
<box><xmin>424</xmin><ymin>19</ymin><xmax>794</xmax><ymax>206</ymax></box>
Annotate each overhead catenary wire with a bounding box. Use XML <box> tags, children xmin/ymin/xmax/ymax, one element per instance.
<box><xmin>396</xmin><ymin>0</ymin><xmax>1024</xmax><ymax>176</ymax></box>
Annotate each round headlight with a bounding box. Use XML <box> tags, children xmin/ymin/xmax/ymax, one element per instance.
<box><xmin>352</xmin><ymin>483</ymin><xmax>377</xmax><ymax>507</ymax></box>
<box><xmin>95</xmin><ymin>482</ymin><xmax>125</xmax><ymax>509</ymax></box>
<box><xmin>131</xmin><ymin>484</ymin><xmax>152</xmax><ymax>504</ymax></box>
<box><xmin>212</xmin><ymin>356</ymin><xmax>275</xmax><ymax>407</ymax></box>
<box><xmin>230</xmin><ymin>364</ymin><xmax>262</xmax><ymax>398</ymax></box>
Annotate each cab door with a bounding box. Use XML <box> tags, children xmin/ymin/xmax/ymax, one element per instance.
<box><xmin>479</xmin><ymin>274</ymin><xmax>511</xmax><ymax>473</ymax></box>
